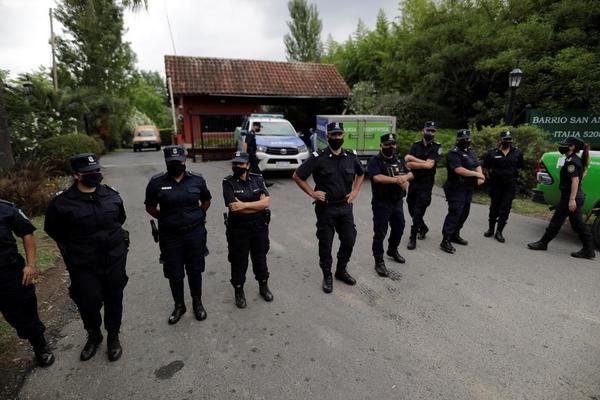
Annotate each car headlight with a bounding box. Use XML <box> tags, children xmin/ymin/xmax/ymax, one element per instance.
<box><xmin>298</xmin><ymin>145</ymin><xmax>307</xmax><ymax>152</ymax></box>
<box><xmin>257</xmin><ymin>146</ymin><xmax>267</xmax><ymax>152</ymax></box>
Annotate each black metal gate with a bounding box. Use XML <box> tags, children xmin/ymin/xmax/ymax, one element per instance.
<box><xmin>189</xmin><ymin>113</ymin><xmax>242</xmax><ymax>161</ymax></box>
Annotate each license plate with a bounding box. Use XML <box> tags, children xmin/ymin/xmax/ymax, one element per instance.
<box><xmin>276</xmin><ymin>161</ymin><xmax>290</xmax><ymax>166</ymax></box>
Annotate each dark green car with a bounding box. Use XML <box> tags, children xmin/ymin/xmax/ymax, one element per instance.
<box><xmin>533</xmin><ymin>150</ymin><xmax>600</xmax><ymax>247</ymax></box>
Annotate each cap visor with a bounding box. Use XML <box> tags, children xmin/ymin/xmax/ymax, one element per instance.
<box><xmin>232</xmin><ymin>157</ymin><xmax>248</xmax><ymax>163</ymax></box>
<box><xmin>77</xmin><ymin>164</ymin><xmax>101</xmax><ymax>172</ymax></box>
<box><xmin>165</xmin><ymin>155</ymin><xmax>186</xmax><ymax>162</ymax></box>
<box><xmin>382</xmin><ymin>140</ymin><xmax>396</xmax><ymax>145</ymax></box>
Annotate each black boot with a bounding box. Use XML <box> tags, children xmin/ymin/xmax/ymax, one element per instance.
<box><xmin>386</xmin><ymin>248</ymin><xmax>406</xmax><ymax>263</ymax></box>
<box><xmin>417</xmin><ymin>225</ymin><xmax>429</xmax><ymax>240</ymax></box>
<box><xmin>80</xmin><ymin>330</ymin><xmax>103</xmax><ymax>361</ymax></box>
<box><xmin>374</xmin><ymin>256</ymin><xmax>389</xmax><ymax>277</ymax></box>
<box><xmin>450</xmin><ymin>233</ymin><xmax>468</xmax><ymax>246</ymax></box>
<box><xmin>495</xmin><ymin>224</ymin><xmax>506</xmax><ymax>243</ymax></box>
<box><xmin>234</xmin><ymin>285</ymin><xmax>247</xmax><ymax>308</ymax></box>
<box><xmin>258</xmin><ymin>279</ymin><xmax>274</xmax><ymax>302</ymax></box>
<box><xmin>484</xmin><ymin>221</ymin><xmax>495</xmax><ymax>238</ymax></box>
<box><xmin>322</xmin><ymin>271</ymin><xmax>333</xmax><ymax>293</ymax></box>
<box><xmin>106</xmin><ymin>332</ymin><xmax>122</xmax><ymax>362</ymax></box>
<box><xmin>192</xmin><ymin>298</ymin><xmax>207</xmax><ymax>321</ymax></box>
<box><xmin>29</xmin><ymin>334</ymin><xmax>55</xmax><ymax>367</ymax></box>
<box><xmin>571</xmin><ymin>248</ymin><xmax>596</xmax><ymax>259</ymax></box>
<box><xmin>168</xmin><ymin>303</ymin><xmax>187</xmax><ymax>325</ymax></box>
<box><xmin>335</xmin><ymin>267</ymin><xmax>356</xmax><ymax>286</ymax></box>
<box><xmin>528</xmin><ymin>235</ymin><xmax>550</xmax><ymax>250</ymax></box>
<box><xmin>440</xmin><ymin>237</ymin><xmax>456</xmax><ymax>254</ymax></box>
<box><xmin>407</xmin><ymin>226</ymin><xmax>417</xmax><ymax>250</ymax></box>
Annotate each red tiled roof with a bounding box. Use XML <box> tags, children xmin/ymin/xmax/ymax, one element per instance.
<box><xmin>165</xmin><ymin>55</ymin><xmax>350</xmax><ymax>98</ymax></box>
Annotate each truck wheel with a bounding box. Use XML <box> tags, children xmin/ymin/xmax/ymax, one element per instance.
<box><xmin>592</xmin><ymin>215</ymin><xmax>600</xmax><ymax>250</ymax></box>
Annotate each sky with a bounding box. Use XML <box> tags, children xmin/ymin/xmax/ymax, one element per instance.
<box><xmin>0</xmin><ymin>0</ymin><xmax>400</xmax><ymax>77</ymax></box>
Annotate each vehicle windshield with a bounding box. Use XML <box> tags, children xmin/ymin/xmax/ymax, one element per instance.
<box><xmin>255</xmin><ymin>121</ymin><xmax>296</xmax><ymax>136</ymax></box>
<box><xmin>137</xmin><ymin>131</ymin><xmax>155</xmax><ymax>137</ymax></box>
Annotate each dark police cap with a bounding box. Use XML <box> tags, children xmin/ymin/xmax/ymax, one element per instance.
<box><xmin>456</xmin><ymin>129</ymin><xmax>472</xmax><ymax>140</ymax></box>
<box><xmin>327</xmin><ymin>122</ymin><xmax>344</xmax><ymax>134</ymax></box>
<box><xmin>163</xmin><ymin>145</ymin><xmax>186</xmax><ymax>162</ymax></box>
<box><xmin>424</xmin><ymin>121</ymin><xmax>437</xmax><ymax>131</ymax></box>
<box><xmin>232</xmin><ymin>151</ymin><xmax>250</xmax><ymax>163</ymax></box>
<box><xmin>380</xmin><ymin>133</ymin><xmax>397</xmax><ymax>144</ymax></box>
<box><xmin>499</xmin><ymin>131</ymin><xmax>513</xmax><ymax>141</ymax></box>
<box><xmin>70</xmin><ymin>153</ymin><xmax>101</xmax><ymax>173</ymax></box>
<box><xmin>559</xmin><ymin>136</ymin><xmax>585</xmax><ymax>148</ymax></box>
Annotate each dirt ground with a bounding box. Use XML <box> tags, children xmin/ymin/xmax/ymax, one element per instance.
<box><xmin>0</xmin><ymin>262</ymin><xmax>77</xmax><ymax>400</ymax></box>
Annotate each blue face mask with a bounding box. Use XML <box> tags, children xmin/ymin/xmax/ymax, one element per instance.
<box><xmin>80</xmin><ymin>172</ymin><xmax>103</xmax><ymax>188</ymax></box>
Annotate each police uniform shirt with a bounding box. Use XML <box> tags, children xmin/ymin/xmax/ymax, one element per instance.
<box><xmin>222</xmin><ymin>173</ymin><xmax>269</xmax><ymax>222</ymax></box>
<box><xmin>45</xmin><ymin>184</ymin><xmax>127</xmax><ymax>271</ymax></box>
<box><xmin>559</xmin><ymin>154</ymin><xmax>584</xmax><ymax>194</ymax></box>
<box><xmin>482</xmin><ymin>147</ymin><xmax>524</xmax><ymax>184</ymax></box>
<box><xmin>145</xmin><ymin>171</ymin><xmax>212</xmax><ymax>231</ymax></box>
<box><xmin>295</xmin><ymin>148</ymin><xmax>365</xmax><ymax>202</ymax></box>
<box><xmin>0</xmin><ymin>200</ymin><xmax>35</xmax><ymax>268</ymax></box>
<box><xmin>409</xmin><ymin>140</ymin><xmax>441</xmax><ymax>183</ymax></box>
<box><xmin>446</xmin><ymin>147</ymin><xmax>480</xmax><ymax>185</ymax></box>
<box><xmin>367</xmin><ymin>153</ymin><xmax>409</xmax><ymax>201</ymax></box>
<box><xmin>245</xmin><ymin>131</ymin><xmax>257</xmax><ymax>156</ymax></box>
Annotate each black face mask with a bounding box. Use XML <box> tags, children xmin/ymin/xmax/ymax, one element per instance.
<box><xmin>457</xmin><ymin>140</ymin><xmax>471</xmax><ymax>150</ymax></box>
<box><xmin>501</xmin><ymin>142</ymin><xmax>511</xmax><ymax>149</ymax></box>
<box><xmin>382</xmin><ymin>147</ymin><xmax>395</xmax><ymax>158</ymax></box>
<box><xmin>167</xmin><ymin>163</ymin><xmax>186</xmax><ymax>177</ymax></box>
<box><xmin>558</xmin><ymin>145</ymin><xmax>569</xmax><ymax>155</ymax></box>
<box><xmin>328</xmin><ymin>138</ymin><xmax>344</xmax><ymax>151</ymax></box>
<box><xmin>80</xmin><ymin>172</ymin><xmax>103</xmax><ymax>188</ymax></box>
<box><xmin>423</xmin><ymin>132</ymin><xmax>435</xmax><ymax>142</ymax></box>
<box><xmin>232</xmin><ymin>166</ymin><xmax>247</xmax><ymax>177</ymax></box>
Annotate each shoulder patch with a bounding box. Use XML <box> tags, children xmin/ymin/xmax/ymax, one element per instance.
<box><xmin>567</xmin><ymin>164</ymin><xmax>576</xmax><ymax>173</ymax></box>
<box><xmin>312</xmin><ymin>151</ymin><xmax>320</xmax><ymax>157</ymax></box>
<box><xmin>437</xmin><ymin>147</ymin><xmax>442</xmax><ymax>155</ymax></box>
<box><xmin>187</xmin><ymin>171</ymin><xmax>203</xmax><ymax>178</ymax></box>
<box><xmin>0</xmin><ymin>199</ymin><xmax>15</xmax><ymax>207</ymax></box>
<box><xmin>103</xmin><ymin>184</ymin><xmax>119</xmax><ymax>194</ymax></box>
<box><xmin>53</xmin><ymin>188</ymin><xmax>68</xmax><ymax>198</ymax></box>
<box><xmin>413</xmin><ymin>140</ymin><xmax>421</xmax><ymax>144</ymax></box>
<box><xmin>151</xmin><ymin>172</ymin><xmax>167</xmax><ymax>180</ymax></box>
<box><xmin>223</xmin><ymin>174</ymin><xmax>234</xmax><ymax>181</ymax></box>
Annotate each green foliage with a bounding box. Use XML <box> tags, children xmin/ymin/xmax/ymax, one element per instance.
<box><xmin>38</xmin><ymin>133</ymin><xmax>105</xmax><ymax>175</ymax></box>
<box><xmin>283</xmin><ymin>0</ymin><xmax>323</xmax><ymax>62</ymax></box>
<box><xmin>129</xmin><ymin>70</ymin><xmax>172</xmax><ymax>128</ymax></box>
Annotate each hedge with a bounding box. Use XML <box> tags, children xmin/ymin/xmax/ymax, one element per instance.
<box><xmin>38</xmin><ymin>134</ymin><xmax>106</xmax><ymax>175</ymax></box>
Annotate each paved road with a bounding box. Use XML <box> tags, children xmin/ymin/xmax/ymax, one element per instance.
<box><xmin>19</xmin><ymin>150</ymin><xmax>600</xmax><ymax>400</ymax></box>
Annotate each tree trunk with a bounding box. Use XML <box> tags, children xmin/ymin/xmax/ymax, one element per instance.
<box><xmin>0</xmin><ymin>77</ymin><xmax>15</xmax><ymax>169</ymax></box>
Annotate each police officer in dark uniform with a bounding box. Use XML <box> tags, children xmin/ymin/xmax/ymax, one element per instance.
<box><xmin>223</xmin><ymin>151</ymin><xmax>273</xmax><ymax>308</ymax></box>
<box><xmin>0</xmin><ymin>200</ymin><xmax>54</xmax><ymax>367</ymax></box>
<box><xmin>440</xmin><ymin>130</ymin><xmax>485</xmax><ymax>254</ymax></box>
<box><xmin>404</xmin><ymin>121</ymin><xmax>442</xmax><ymax>250</ymax></box>
<box><xmin>368</xmin><ymin>133</ymin><xmax>414</xmax><ymax>277</ymax></box>
<box><xmin>243</xmin><ymin>121</ymin><xmax>272</xmax><ymax>187</ymax></box>
<box><xmin>145</xmin><ymin>145</ymin><xmax>212</xmax><ymax>324</ymax></box>
<box><xmin>528</xmin><ymin>137</ymin><xmax>595</xmax><ymax>259</ymax></box>
<box><xmin>482</xmin><ymin>131</ymin><xmax>524</xmax><ymax>242</ymax></box>
<box><xmin>293</xmin><ymin>122</ymin><xmax>365</xmax><ymax>293</ymax></box>
<box><xmin>45</xmin><ymin>153</ymin><xmax>129</xmax><ymax>362</ymax></box>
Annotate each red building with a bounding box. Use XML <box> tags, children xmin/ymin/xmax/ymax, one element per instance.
<box><xmin>164</xmin><ymin>55</ymin><xmax>350</xmax><ymax>159</ymax></box>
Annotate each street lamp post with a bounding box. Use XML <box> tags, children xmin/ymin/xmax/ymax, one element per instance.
<box><xmin>505</xmin><ymin>61</ymin><xmax>523</xmax><ymax>125</ymax></box>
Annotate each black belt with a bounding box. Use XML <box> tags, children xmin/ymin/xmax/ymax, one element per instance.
<box><xmin>316</xmin><ymin>198</ymin><xmax>348</xmax><ymax>207</ymax></box>
<box><xmin>163</xmin><ymin>220</ymin><xmax>202</xmax><ymax>234</ymax></box>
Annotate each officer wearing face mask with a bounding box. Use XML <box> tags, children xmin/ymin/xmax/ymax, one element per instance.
<box><xmin>404</xmin><ymin>121</ymin><xmax>442</xmax><ymax>250</ymax></box>
<box><xmin>440</xmin><ymin>130</ymin><xmax>485</xmax><ymax>254</ymax></box>
<box><xmin>367</xmin><ymin>133</ymin><xmax>414</xmax><ymax>277</ymax></box>
<box><xmin>243</xmin><ymin>121</ymin><xmax>272</xmax><ymax>187</ymax></box>
<box><xmin>293</xmin><ymin>122</ymin><xmax>365</xmax><ymax>293</ymax></box>
<box><xmin>223</xmin><ymin>151</ymin><xmax>273</xmax><ymax>308</ymax></box>
<box><xmin>145</xmin><ymin>145</ymin><xmax>212</xmax><ymax>324</ymax></box>
<box><xmin>528</xmin><ymin>137</ymin><xmax>595</xmax><ymax>259</ymax></box>
<box><xmin>482</xmin><ymin>131</ymin><xmax>524</xmax><ymax>243</ymax></box>
<box><xmin>45</xmin><ymin>153</ymin><xmax>129</xmax><ymax>362</ymax></box>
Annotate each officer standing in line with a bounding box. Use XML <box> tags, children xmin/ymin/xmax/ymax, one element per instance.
<box><xmin>482</xmin><ymin>131</ymin><xmax>524</xmax><ymax>242</ymax></box>
<box><xmin>367</xmin><ymin>133</ymin><xmax>414</xmax><ymax>277</ymax></box>
<box><xmin>243</xmin><ymin>121</ymin><xmax>272</xmax><ymax>187</ymax></box>
<box><xmin>404</xmin><ymin>121</ymin><xmax>442</xmax><ymax>250</ymax></box>
<box><xmin>528</xmin><ymin>137</ymin><xmax>595</xmax><ymax>259</ymax></box>
<box><xmin>45</xmin><ymin>153</ymin><xmax>129</xmax><ymax>362</ymax></box>
<box><xmin>145</xmin><ymin>145</ymin><xmax>212</xmax><ymax>324</ymax></box>
<box><xmin>0</xmin><ymin>200</ymin><xmax>54</xmax><ymax>367</ymax></box>
<box><xmin>223</xmin><ymin>151</ymin><xmax>273</xmax><ymax>308</ymax></box>
<box><xmin>293</xmin><ymin>122</ymin><xmax>365</xmax><ymax>293</ymax></box>
<box><xmin>440</xmin><ymin>130</ymin><xmax>485</xmax><ymax>254</ymax></box>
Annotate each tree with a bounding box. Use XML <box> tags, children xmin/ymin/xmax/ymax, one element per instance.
<box><xmin>0</xmin><ymin>77</ymin><xmax>15</xmax><ymax>169</ymax></box>
<box><xmin>283</xmin><ymin>0</ymin><xmax>323</xmax><ymax>62</ymax></box>
<box><xmin>129</xmin><ymin>70</ymin><xmax>172</xmax><ymax>128</ymax></box>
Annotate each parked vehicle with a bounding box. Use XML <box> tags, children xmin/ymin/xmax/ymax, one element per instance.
<box><xmin>133</xmin><ymin>125</ymin><xmax>161</xmax><ymax>152</ymax></box>
<box><xmin>234</xmin><ymin>114</ymin><xmax>309</xmax><ymax>171</ymax></box>
<box><xmin>533</xmin><ymin>150</ymin><xmax>600</xmax><ymax>246</ymax></box>
<box><xmin>314</xmin><ymin>115</ymin><xmax>396</xmax><ymax>164</ymax></box>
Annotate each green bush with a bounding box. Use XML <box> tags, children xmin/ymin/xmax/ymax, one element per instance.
<box><xmin>471</xmin><ymin>124</ymin><xmax>555</xmax><ymax>193</ymax></box>
<box><xmin>38</xmin><ymin>134</ymin><xmax>105</xmax><ymax>175</ymax></box>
